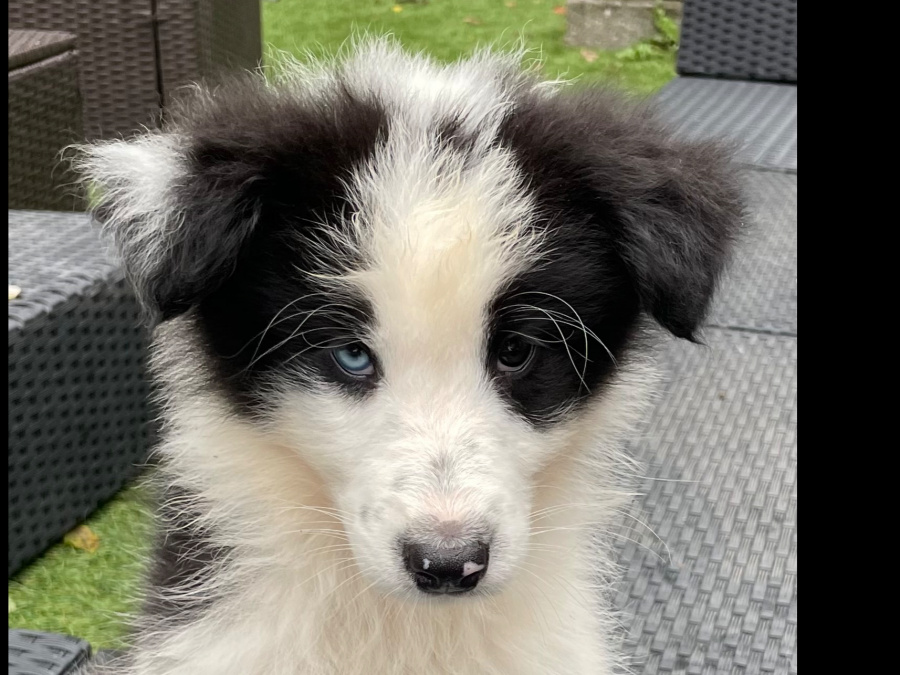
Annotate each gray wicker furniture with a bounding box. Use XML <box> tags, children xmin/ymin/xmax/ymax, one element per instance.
<box><xmin>8</xmin><ymin>29</ymin><xmax>83</xmax><ymax>211</ymax></box>
<box><xmin>8</xmin><ymin>629</ymin><xmax>92</xmax><ymax>675</ymax></box>
<box><xmin>656</xmin><ymin>78</ymin><xmax>797</xmax><ymax>172</ymax></box>
<box><xmin>677</xmin><ymin>0</ymin><xmax>796</xmax><ymax>82</ymax></box>
<box><xmin>9</xmin><ymin>0</ymin><xmax>262</xmax><ymax>141</ymax></box>
<box><xmin>613</xmin><ymin>173</ymin><xmax>797</xmax><ymax>675</ymax></box>
<box><xmin>655</xmin><ymin>0</ymin><xmax>797</xmax><ymax>173</ymax></box>
<box><xmin>7</xmin><ymin>3</ymin><xmax>261</xmax><ymax>566</ymax></box>
<box><xmin>8</xmin><ymin>210</ymin><xmax>154</xmax><ymax>578</ymax></box>
<box><xmin>611</xmin><ymin>2</ymin><xmax>798</xmax><ymax>673</ymax></box>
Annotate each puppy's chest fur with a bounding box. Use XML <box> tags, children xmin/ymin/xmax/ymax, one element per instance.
<box><xmin>121</xmin><ymin>409</ymin><xmax>631</xmax><ymax>675</ymax></box>
<box><xmin>139</xmin><ymin>524</ymin><xmax>611</xmax><ymax>675</ymax></box>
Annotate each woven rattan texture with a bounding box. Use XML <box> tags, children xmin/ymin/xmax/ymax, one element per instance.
<box><xmin>8</xmin><ymin>211</ymin><xmax>154</xmax><ymax>578</ymax></box>
<box><xmin>8</xmin><ymin>629</ymin><xmax>91</xmax><ymax>675</ymax></box>
<box><xmin>8</xmin><ymin>29</ymin><xmax>75</xmax><ymax>70</ymax></box>
<box><xmin>157</xmin><ymin>0</ymin><xmax>262</xmax><ymax>109</ymax></box>
<box><xmin>656</xmin><ymin>78</ymin><xmax>797</xmax><ymax>172</ymax></box>
<box><xmin>9</xmin><ymin>1</ymin><xmax>261</xmax><ymax>139</ymax></box>
<box><xmin>9</xmin><ymin>2</ymin><xmax>160</xmax><ymax>140</ymax></box>
<box><xmin>614</xmin><ymin>329</ymin><xmax>797</xmax><ymax>675</ymax></box>
<box><xmin>707</xmin><ymin>171</ymin><xmax>796</xmax><ymax>335</ymax></box>
<box><xmin>9</xmin><ymin>33</ymin><xmax>84</xmax><ymax>211</ymax></box>
<box><xmin>677</xmin><ymin>0</ymin><xmax>797</xmax><ymax>82</ymax></box>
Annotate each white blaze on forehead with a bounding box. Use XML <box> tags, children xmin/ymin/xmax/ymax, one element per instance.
<box><xmin>331</xmin><ymin>68</ymin><xmax>547</xmax><ymax>371</ymax></box>
<box><xmin>282</xmin><ymin>40</ymin><xmax>553</xmax><ymax>391</ymax></box>
<box><xmin>346</xmin><ymin>140</ymin><xmax>543</xmax><ymax>378</ymax></box>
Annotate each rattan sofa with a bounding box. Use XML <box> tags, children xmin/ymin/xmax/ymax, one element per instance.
<box><xmin>8</xmin><ymin>211</ymin><xmax>154</xmax><ymax>578</ymax></box>
<box><xmin>8</xmin><ymin>2</ymin><xmax>263</xmax><ymax>575</ymax></box>
<box><xmin>8</xmin><ymin>29</ymin><xmax>83</xmax><ymax>211</ymax></box>
<box><xmin>9</xmin><ymin>0</ymin><xmax>262</xmax><ymax>141</ymax></box>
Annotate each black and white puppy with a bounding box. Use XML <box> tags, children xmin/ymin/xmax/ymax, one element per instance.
<box><xmin>79</xmin><ymin>39</ymin><xmax>741</xmax><ymax>675</ymax></box>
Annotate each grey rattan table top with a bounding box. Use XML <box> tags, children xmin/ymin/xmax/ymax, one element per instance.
<box><xmin>656</xmin><ymin>78</ymin><xmax>797</xmax><ymax>173</ymax></box>
<box><xmin>8</xmin><ymin>210</ymin><xmax>119</xmax><ymax>331</ymax></box>
<box><xmin>614</xmin><ymin>327</ymin><xmax>797</xmax><ymax>675</ymax></box>
<box><xmin>8</xmin><ymin>628</ymin><xmax>92</xmax><ymax>675</ymax></box>
<box><xmin>8</xmin><ymin>29</ymin><xmax>76</xmax><ymax>70</ymax></box>
<box><xmin>709</xmin><ymin>171</ymin><xmax>796</xmax><ymax>336</ymax></box>
<box><xmin>612</xmin><ymin>79</ymin><xmax>797</xmax><ymax>669</ymax></box>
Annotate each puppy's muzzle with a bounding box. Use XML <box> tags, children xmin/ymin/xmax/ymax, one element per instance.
<box><xmin>403</xmin><ymin>541</ymin><xmax>489</xmax><ymax>594</ymax></box>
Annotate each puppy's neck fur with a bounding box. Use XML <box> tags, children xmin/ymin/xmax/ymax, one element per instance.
<box><xmin>141</xmin><ymin>447</ymin><xmax>606</xmax><ymax>673</ymax></box>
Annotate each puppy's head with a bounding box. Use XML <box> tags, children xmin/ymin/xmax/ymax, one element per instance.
<box><xmin>78</xmin><ymin>42</ymin><xmax>742</xmax><ymax>598</ymax></box>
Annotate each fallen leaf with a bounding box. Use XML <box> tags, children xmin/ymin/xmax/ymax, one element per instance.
<box><xmin>553</xmin><ymin>5</ymin><xmax>566</xmax><ymax>15</ymax></box>
<box><xmin>9</xmin><ymin>596</ymin><xmax>16</xmax><ymax>613</ymax></box>
<box><xmin>64</xmin><ymin>524</ymin><xmax>100</xmax><ymax>553</ymax></box>
<box><xmin>8</xmin><ymin>285</ymin><xmax>21</xmax><ymax>300</ymax></box>
<box><xmin>580</xmin><ymin>49</ymin><xmax>598</xmax><ymax>63</ymax></box>
<box><xmin>463</xmin><ymin>16</ymin><xmax>482</xmax><ymax>25</ymax></box>
<box><xmin>505</xmin><ymin>1</ymin><xmax>517</xmax><ymax>7</ymax></box>
<box><xmin>392</xmin><ymin>4</ymin><xmax>403</xmax><ymax>12</ymax></box>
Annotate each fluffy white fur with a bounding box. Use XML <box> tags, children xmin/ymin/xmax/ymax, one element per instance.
<box><xmin>82</xmin><ymin>39</ymin><xmax>673</xmax><ymax>675</ymax></box>
<box><xmin>119</xmin><ymin>322</ymin><xmax>657</xmax><ymax>675</ymax></box>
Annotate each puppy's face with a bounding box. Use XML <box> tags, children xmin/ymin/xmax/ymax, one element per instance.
<box><xmin>81</xmin><ymin>43</ymin><xmax>740</xmax><ymax>598</ymax></box>
<box><xmin>215</xmin><ymin>135</ymin><xmax>639</xmax><ymax>597</ymax></box>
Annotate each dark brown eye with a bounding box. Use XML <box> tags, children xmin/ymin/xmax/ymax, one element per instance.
<box><xmin>496</xmin><ymin>336</ymin><xmax>535</xmax><ymax>373</ymax></box>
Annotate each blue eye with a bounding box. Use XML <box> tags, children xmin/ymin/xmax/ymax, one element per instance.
<box><xmin>332</xmin><ymin>343</ymin><xmax>375</xmax><ymax>376</ymax></box>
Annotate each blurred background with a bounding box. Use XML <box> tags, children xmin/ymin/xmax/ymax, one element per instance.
<box><xmin>9</xmin><ymin>1</ymin><xmax>796</xmax><ymax>672</ymax></box>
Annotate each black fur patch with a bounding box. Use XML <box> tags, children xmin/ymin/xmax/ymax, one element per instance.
<box><xmin>490</xmin><ymin>88</ymin><xmax>742</xmax><ymax>423</ymax></box>
<box><xmin>501</xmin><ymin>89</ymin><xmax>742</xmax><ymax>340</ymax></box>
<box><xmin>147</xmin><ymin>77</ymin><xmax>390</xmax><ymax>409</ymax></box>
<box><xmin>487</xmin><ymin>248</ymin><xmax>641</xmax><ymax>427</ymax></box>
<box><xmin>436</xmin><ymin>116</ymin><xmax>478</xmax><ymax>157</ymax></box>
<box><xmin>95</xmin><ymin>70</ymin><xmax>740</xmax><ymax>423</ymax></box>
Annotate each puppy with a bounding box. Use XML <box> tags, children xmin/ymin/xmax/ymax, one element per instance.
<box><xmin>79</xmin><ymin>39</ymin><xmax>741</xmax><ymax>675</ymax></box>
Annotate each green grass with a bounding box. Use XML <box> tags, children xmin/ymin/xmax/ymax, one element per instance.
<box><xmin>264</xmin><ymin>0</ymin><xmax>676</xmax><ymax>94</ymax></box>
<box><xmin>8</xmin><ymin>0</ymin><xmax>676</xmax><ymax>649</ymax></box>
<box><xmin>8</xmin><ymin>485</ymin><xmax>153</xmax><ymax>648</ymax></box>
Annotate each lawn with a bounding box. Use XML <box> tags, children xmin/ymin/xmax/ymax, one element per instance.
<box><xmin>263</xmin><ymin>0</ymin><xmax>677</xmax><ymax>94</ymax></box>
<box><xmin>7</xmin><ymin>0</ymin><xmax>677</xmax><ymax>650</ymax></box>
<box><xmin>8</xmin><ymin>485</ymin><xmax>153</xmax><ymax>649</ymax></box>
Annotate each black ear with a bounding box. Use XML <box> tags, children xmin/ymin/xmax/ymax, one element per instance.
<box><xmin>78</xmin><ymin>74</ymin><xmax>388</xmax><ymax>324</ymax></box>
<box><xmin>556</xmin><ymin>91</ymin><xmax>744</xmax><ymax>341</ymax></box>
<box><xmin>501</xmin><ymin>88</ymin><xmax>744</xmax><ymax>341</ymax></box>
<box><xmin>78</xmin><ymin>133</ymin><xmax>264</xmax><ymax>322</ymax></box>
<box><xmin>145</xmin><ymin>140</ymin><xmax>268</xmax><ymax>320</ymax></box>
<box><xmin>606</xmin><ymin>137</ymin><xmax>744</xmax><ymax>341</ymax></box>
